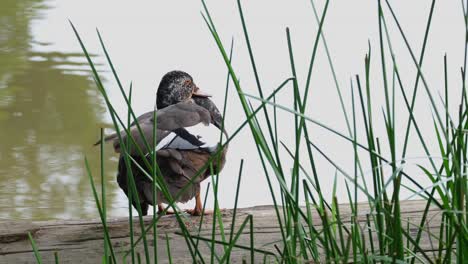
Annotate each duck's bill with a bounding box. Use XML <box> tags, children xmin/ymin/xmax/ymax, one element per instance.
<box><xmin>193</xmin><ymin>86</ymin><xmax>211</xmax><ymax>98</ymax></box>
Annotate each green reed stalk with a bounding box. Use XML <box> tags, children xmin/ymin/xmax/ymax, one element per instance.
<box><xmin>165</xmin><ymin>233</ymin><xmax>173</xmax><ymax>264</ymax></box>
<box><xmin>225</xmin><ymin>160</ymin><xmax>244</xmax><ymax>263</ymax></box>
<box><xmin>193</xmin><ymin>183</ymin><xmax>210</xmax><ymax>263</ymax></box>
<box><xmin>84</xmin><ymin>158</ymin><xmax>117</xmax><ymax>263</ymax></box>
<box><xmin>99</xmin><ymin>127</ymin><xmax>109</xmax><ymax>263</ymax></box>
<box><xmin>126</xmin><ymin>85</ymin><xmax>135</xmax><ymax>264</ymax></box>
<box><xmin>28</xmin><ymin>233</ymin><xmax>42</xmax><ymax>264</ymax></box>
<box><xmin>152</xmin><ymin>99</ymin><xmax>158</xmax><ymax>264</ymax></box>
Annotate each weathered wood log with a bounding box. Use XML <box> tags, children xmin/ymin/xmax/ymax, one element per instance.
<box><xmin>0</xmin><ymin>200</ymin><xmax>442</xmax><ymax>263</ymax></box>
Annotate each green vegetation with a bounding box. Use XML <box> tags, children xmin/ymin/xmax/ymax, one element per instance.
<box><xmin>28</xmin><ymin>0</ymin><xmax>468</xmax><ymax>262</ymax></box>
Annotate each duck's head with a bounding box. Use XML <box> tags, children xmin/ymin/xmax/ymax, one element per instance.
<box><xmin>156</xmin><ymin>70</ymin><xmax>210</xmax><ymax>109</ymax></box>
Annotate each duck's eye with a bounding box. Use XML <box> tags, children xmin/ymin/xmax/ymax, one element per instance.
<box><xmin>184</xmin><ymin>80</ymin><xmax>192</xmax><ymax>86</ymax></box>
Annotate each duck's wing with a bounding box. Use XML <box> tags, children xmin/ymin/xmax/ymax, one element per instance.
<box><xmin>153</xmin><ymin>102</ymin><xmax>222</xmax><ymax>153</ymax></box>
<box><xmin>154</xmin><ymin>102</ymin><xmax>211</xmax><ymax>130</ymax></box>
<box><xmin>93</xmin><ymin>111</ymin><xmax>156</xmax><ymax>146</ymax></box>
<box><xmin>104</xmin><ymin>102</ymin><xmax>220</xmax><ymax>155</ymax></box>
<box><xmin>155</xmin><ymin>123</ymin><xmax>221</xmax><ymax>152</ymax></box>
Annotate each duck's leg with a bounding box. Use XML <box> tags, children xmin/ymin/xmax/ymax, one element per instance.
<box><xmin>157</xmin><ymin>203</ymin><xmax>164</xmax><ymax>214</ymax></box>
<box><xmin>193</xmin><ymin>191</ymin><xmax>203</xmax><ymax>215</ymax></box>
<box><xmin>185</xmin><ymin>191</ymin><xmax>210</xmax><ymax>216</ymax></box>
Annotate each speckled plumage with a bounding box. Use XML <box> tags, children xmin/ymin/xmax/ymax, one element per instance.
<box><xmin>156</xmin><ymin>70</ymin><xmax>194</xmax><ymax>109</ymax></box>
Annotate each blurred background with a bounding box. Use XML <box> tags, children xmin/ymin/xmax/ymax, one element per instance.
<box><xmin>0</xmin><ymin>0</ymin><xmax>464</xmax><ymax>219</ymax></box>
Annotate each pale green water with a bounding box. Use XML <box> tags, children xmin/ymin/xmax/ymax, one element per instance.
<box><xmin>0</xmin><ymin>0</ymin><xmax>464</xmax><ymax>220</ymax></box>
<box><xmin>0</xmin><ymin>0</ymin><xmax>121</xmax><ymax>220</ymax></box>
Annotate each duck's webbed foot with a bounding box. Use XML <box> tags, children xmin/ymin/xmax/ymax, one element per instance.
<box><xmin>184</xmin><ymin>191</ymin><xmax>212</xmax><ymax>216</ymax></box>
<box><xmin>184</xmin><ymin>207</ymin><xmax>211</xmax><ymax>216</ymax></box>
<box><xmin>157</xmin><ymin>203</ymin><xmax>175</xmax><ymax>215</ymax></box>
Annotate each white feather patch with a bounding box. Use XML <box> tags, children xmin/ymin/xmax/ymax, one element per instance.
<box><xmin>155</xmin><ymin>132</ymin><xmax>177</xmax><ymax>151</ymax></box>
<box><xmin>155</xmin><ymin>123</ymin><xmax>221</xmax><ymax>152</ymax></box>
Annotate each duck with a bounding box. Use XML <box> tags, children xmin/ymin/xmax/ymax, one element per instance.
<box><xmin>100</xmin><ymin>70</ymin><xmax>228</xmax><ymax>216</ymax></box>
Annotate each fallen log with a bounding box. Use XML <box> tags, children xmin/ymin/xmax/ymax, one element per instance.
<box><xmin>0</xmin><ymin>200</ymin><xmax>443</xmax><ymax>263</ymax></box>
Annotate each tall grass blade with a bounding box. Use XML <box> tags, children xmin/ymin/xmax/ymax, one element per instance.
<box><xmin>84</xmin><ymin>157</ymin><xmax>117</xmax><ymax>263</ymax></box>
<box><xmin>28</xmin><ymin>232</ymin><xmax>43</xmax><ymax>264</ymax></box>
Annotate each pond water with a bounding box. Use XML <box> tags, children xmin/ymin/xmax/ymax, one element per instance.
<box><xmin>0</xmin><ymin>0</ymin><xmax>465</xmax><ymax>220</ymax></box>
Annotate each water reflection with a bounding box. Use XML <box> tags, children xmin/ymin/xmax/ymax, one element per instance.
<box><xmin>0</xmin><ymin>0</ymin><xmax>119</xmax><ymax>220</ymax></box>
